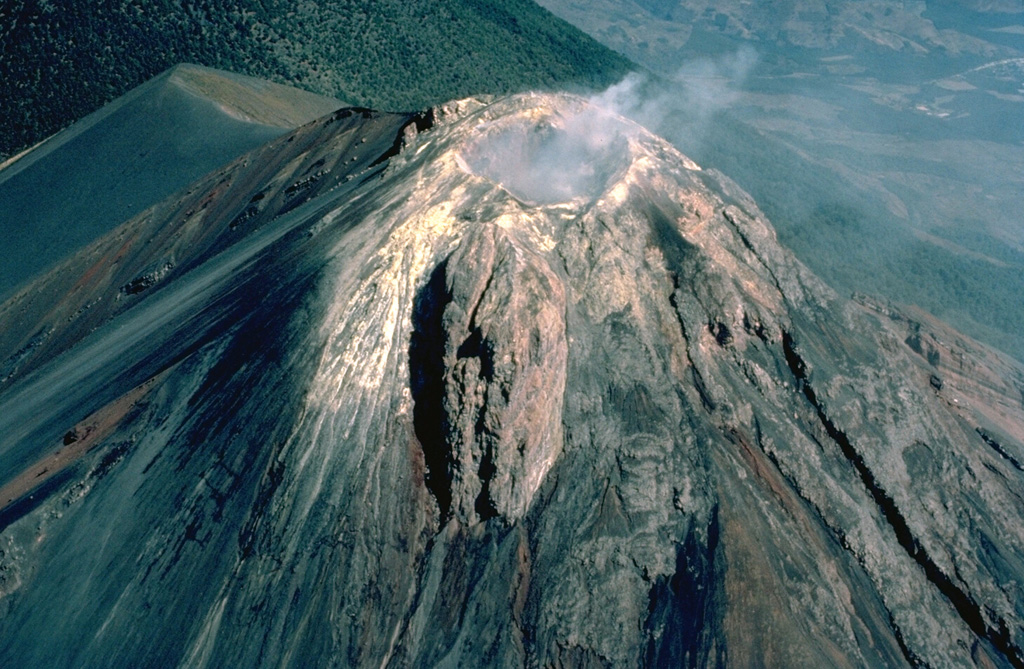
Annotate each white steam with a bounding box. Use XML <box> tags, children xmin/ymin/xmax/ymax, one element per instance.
<box><xmin>589</xmin><ymin>46</ymin><xmax>759</xmax><ymax>141</ymax></box>
<box><xmin>461</xmin><ymin>47</ymin><xmax>758</xmax><ymax>205</ymax></box>
<box><xmin>461</xmin><ymin>104</ymin><xmax>631</xmax><ymax>205</ymax></box>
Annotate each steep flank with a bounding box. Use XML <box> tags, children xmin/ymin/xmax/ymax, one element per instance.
<box><xmin>0</xmin><ymin>0</ymin><xmax>634</xmax><ymax>159</ymax></box>
<box><xmin>1</xmin><ymin>92</ymin><xmax>1023</xmax><ymax>667</ymax></box>
<box><xmin>0</xmin><ymin>64</ymin><xmax>341</xmax><ymax>299</ymax></box>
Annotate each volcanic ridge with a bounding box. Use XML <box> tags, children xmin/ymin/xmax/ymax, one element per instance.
<box><xmin>0</xmin><ymin>90</ymin><xmax>1022</xmax><ymax>667</ymax></box>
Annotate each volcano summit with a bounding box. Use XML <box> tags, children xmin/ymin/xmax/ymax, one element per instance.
<box><xmin>0</xmin><ymin>91</ymin><xmax>1023</xmax><ymax>667</ymax></box>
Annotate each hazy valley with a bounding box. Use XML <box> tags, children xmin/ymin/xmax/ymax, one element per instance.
<box><xmin>536</xmin><ymin>0</ymin><xmax>1024</xmax><ymax>360</ymax></box>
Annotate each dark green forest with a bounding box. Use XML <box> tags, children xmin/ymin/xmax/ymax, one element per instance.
<box><xmin>0</xmin><ymin>0</ymin><xmax>633</xmax><ymax>158</ymax></box>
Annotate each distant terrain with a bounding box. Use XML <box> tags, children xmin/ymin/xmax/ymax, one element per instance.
<box><xmin>0</xmin><ymin>0</ymin><xmax>632</xmax><ymax>159</ymax></box>
<box><xmin>535</xmin><ymin>0</ymin><xmax>1024</xmax><ymax>361</ymax></box>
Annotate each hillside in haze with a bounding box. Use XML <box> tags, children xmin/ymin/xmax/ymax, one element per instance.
<box><xmin>0</xmin><ymin>0</ymin><xmax>632</xmax><ymax>159</ymax></box>
<box><xmin>1</xmin><ymin>76</ymin><xmax>1024</xmax><ymax>666</ymax></box>
<box><xmin>534</xmin><ymin>0</ymin><xmax>1024</xmax><ymax>361</ymax></box>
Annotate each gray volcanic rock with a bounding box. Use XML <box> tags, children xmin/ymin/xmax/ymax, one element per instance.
<box><xmin>416</xmin><ymin>223</ymin><xmax>569</xmax><ymax>524</ymax></box>
<box><xmin>0</xmin><ymin>91</ymin><xmax>1023</xmax><ymax>667</ymax></box>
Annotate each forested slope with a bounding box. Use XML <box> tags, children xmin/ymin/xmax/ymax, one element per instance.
<box><xmin>0</xmin><ymin>0</ymin><xmax>633</xmax><ymax>158</ymax></box>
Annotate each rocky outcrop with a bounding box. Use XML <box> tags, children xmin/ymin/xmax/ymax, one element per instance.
<box><xmin>0</xmin><ymin>91</ymin><xmax>1022</xmax><ymax>667</ymax></box>
<box><xmin>412</xmin><ymin>224</ymin><xmax>568</xmax><ymax>524</ymax></box>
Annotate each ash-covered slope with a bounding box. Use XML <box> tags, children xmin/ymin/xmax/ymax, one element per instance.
<box><xmin>0</xmin><ymin>63</ymin><xmax>341</xmax><ymax>300</ymax></box>
<box><xmin>1</xmin><ymin>92</ymin><xmax>1023</xmax><ymax>667</ymax></box>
